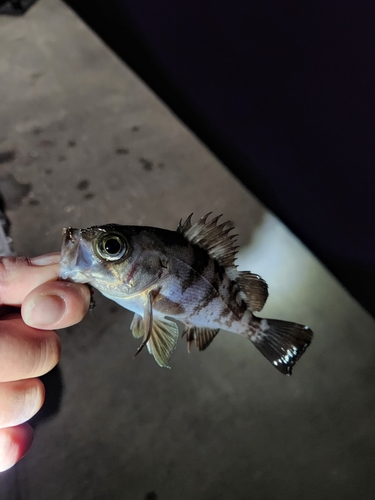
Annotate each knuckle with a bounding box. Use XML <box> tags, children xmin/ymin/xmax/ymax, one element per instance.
<box><xmin>0</xmin><ymin>379</ymin><xmax>45</xmax><ymax>428</ymax></box>
<box><xmin>0</xmin><ymin>257</ymin><xmax>30</xmax><ymax>302</ymax></box>
<box><xmin>22</xmin><ymin>380</ymin><xmax>45</xmax><ymax>422</ymax></box>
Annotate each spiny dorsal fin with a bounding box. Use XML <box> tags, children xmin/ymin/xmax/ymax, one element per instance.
<box><xmin>177</xmin><ymin>213</ymin><xmax>238</xmax><ymax>269</ymax></box>
<box><xmin>182</xmin><ymin>325</ymin><xmax>220</xmax><ymax>352</ymax></box>
<box><xmin>177</xmin><ymin>213</ymin><xmax>193</xmax><ymax>233</ymax></box>
<box><xmin>236</xmin><ymin>271</ymin><xmax>269</xmax><ymax>312</ymax></box>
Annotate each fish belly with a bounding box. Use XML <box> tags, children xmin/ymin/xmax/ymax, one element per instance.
<box><xmin>101</xmin><ymin>291</ymin><xmax>145</xmax><ymax>317</ymax></box>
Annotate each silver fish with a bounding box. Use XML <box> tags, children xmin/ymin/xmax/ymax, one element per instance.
<box><xmin>59</xmin><ymin>214</ymin><xmax>313</xmax><ymax>374</ymax></box>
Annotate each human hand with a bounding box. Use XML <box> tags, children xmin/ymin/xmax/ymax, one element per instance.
<box><xmin>0</xmin><ymin>254</ymin><xmax>90</xmax><ymax>472</ymax></box>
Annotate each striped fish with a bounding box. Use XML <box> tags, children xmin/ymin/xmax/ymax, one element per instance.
<box><xmin>59</xmin><ymin>214</ymin><xmax>313</xmax><ymax>374</ymax></box>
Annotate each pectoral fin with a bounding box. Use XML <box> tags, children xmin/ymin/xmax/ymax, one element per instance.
<box><xmin>130</xmin><ymin>295</ymin><xmax>179</xmax><ymax>368</ymax></box>
<box><xmin>182</xmin><ymin>326</ymin><xmax>220</xmax><ymax>352</ymax></box>
<box><xmin>130</xmin><ymin>313</ymin><xmax>143</xmax><ymax>338</ymax></box>
<box><xmin>133</xmin><ymin>291</ymin><xmax>155</xmax><ymax>358</ymax></box>
<box><xmin>146</xmin><ymin>318</ymin><xmax>179</xmax><ymax>368</ymax></box>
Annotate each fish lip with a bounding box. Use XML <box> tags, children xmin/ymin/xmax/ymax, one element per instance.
<box><xmin>59</xmin><ymin>226</ymin><xmax>106</xmax><ymax>282</ymax></box>
<box><xmin>59</xmin><ymin>227</ymin><xmax>91</xmax><ymax>281</ymax></box>
<box><xmin>62</xmin><ymin>227</ymin><xmax>77</xmax><ymax>244</ymax></box>
<box><xmin>59</xmin><ymin>229</ymin><xmax>78</xmax><ymax>279</ymax></box>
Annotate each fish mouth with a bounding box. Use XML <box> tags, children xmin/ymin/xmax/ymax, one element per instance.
<box><xmin>59</xmin><ymin>227</ymin><xmax>94</xmax><ymax>282</ymax></box>
<box><xmin>62</xmin><ymin>227</ymin><xmax>77</xmax><ymax>245</ymax></box>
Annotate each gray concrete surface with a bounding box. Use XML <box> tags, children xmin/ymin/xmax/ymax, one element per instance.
<box><xmin>1</xmin><ymin>1</ymin><xmax>375</xmax><ymax>499</ymax></box>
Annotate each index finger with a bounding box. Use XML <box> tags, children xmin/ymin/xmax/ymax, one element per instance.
<box><xmin>0</xmin><ymin>255</ymin><xmax>60</xmax><ymax>306</ymax></box>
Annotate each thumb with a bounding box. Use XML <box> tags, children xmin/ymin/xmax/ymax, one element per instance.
<box><xmin>0</xmin><ymin>254</ymin><xmax>60</xmax><ymax>306</ymax></box>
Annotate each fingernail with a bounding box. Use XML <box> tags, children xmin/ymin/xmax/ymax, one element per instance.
<box><xmin>30</xmin><ymin>253</ymin><xmax>61</xmax><ymax>266</ymax></box>
<box><xmin>25</xmin><ymin>295</ymin><xmax>66</xmax><ymax>327</ymax></box>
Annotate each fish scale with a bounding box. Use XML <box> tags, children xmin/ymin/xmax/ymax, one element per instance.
<box><xmin>59</xmin><ymin>214</ymin><xmax>313</xmax><ymax>374</ymax></box>
<box><xmin>161</xmin><ymin>248</ymin><xmax>246</xmax><ymax>330</ymax></box>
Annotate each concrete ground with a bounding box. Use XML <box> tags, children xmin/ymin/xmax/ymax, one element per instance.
<box><xmin>0</xmin><ymin>1</ymin><xmax>375</xmax><ymax>499</ymax></box>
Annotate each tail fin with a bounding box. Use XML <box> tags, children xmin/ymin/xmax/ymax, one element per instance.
<box><xmin>249</xmin><ymin>316</ymin><xmax>313</xmax><ymax>375</ymax></box>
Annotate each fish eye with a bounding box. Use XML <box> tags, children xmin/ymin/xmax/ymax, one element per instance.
<box><xmin>96</xmin><ymin>233</ymin><xmax>127</xmax><ymax>261</ymax></box>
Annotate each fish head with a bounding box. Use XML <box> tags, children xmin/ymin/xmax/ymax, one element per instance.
<box><xmin>59</xmin><ymin>224</ymin><xmax>165</xmax><ymax>298</ymax></box>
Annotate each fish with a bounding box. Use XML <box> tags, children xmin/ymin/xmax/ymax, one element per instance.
<box><xmin>59</xmin><ymin>213</ymin><xmax>313</xmax><ymax>374</ymax></box>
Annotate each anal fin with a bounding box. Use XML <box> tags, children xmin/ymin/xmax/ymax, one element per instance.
<box><xmin>249</xmin><ymin>316</ymin><xmax>313</xmax><ymax>375</ymax></box>
<box><xmin>237</xmin><ymin>271</ymin><xmax>269</xmax><ymax>312</ymax></box>
<box><xmin>182</xmin><ymin>326</ymin><xmax>220</xmax><ymax>352</ymax></box>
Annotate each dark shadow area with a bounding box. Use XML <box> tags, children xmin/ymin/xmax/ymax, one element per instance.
<box><xmin>64</xmin><ymin>0</ymin><xmax>375</xmax><ymax>316</ymax></box>
<box><xmin>0</xmin><ymin>0</ymin><xmax>38</xmax><ymax>15</ymax></box>
<box><xmin>29</xmin><ymin>366</ymin><xmax>64</xmax><ymax>428</ymax></box>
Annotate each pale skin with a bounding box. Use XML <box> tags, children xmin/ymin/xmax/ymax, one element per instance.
<box><xmin>0</xmin><ymin>253</ymin><xmax>90</xmax><ymax>472</ymax></box>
